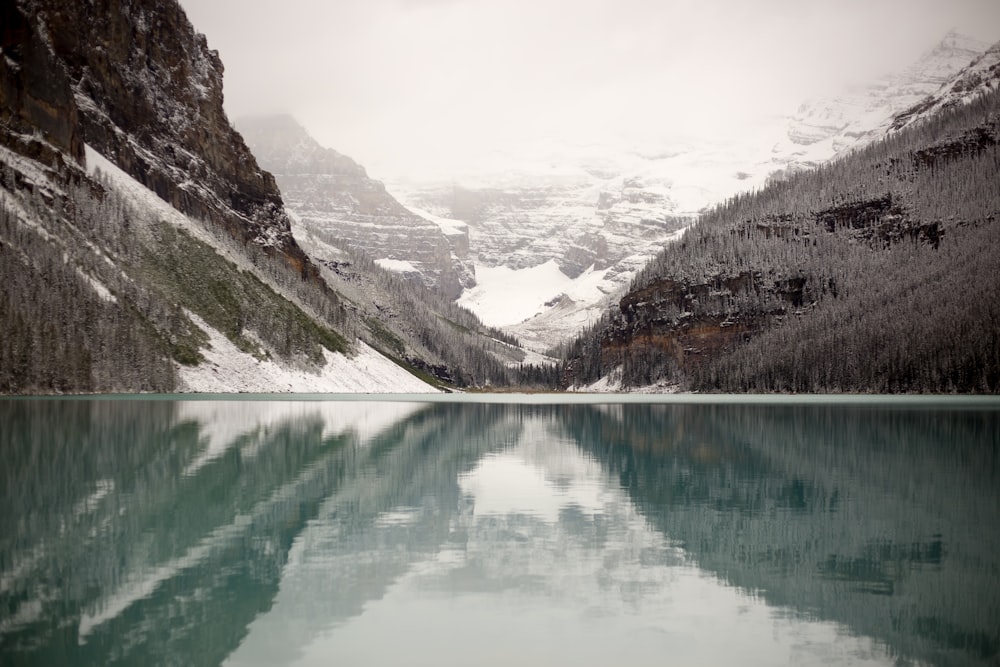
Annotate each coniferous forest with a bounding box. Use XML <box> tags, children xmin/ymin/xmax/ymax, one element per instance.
<box><xmin>1</xmin><ymin>0</ymin><xmax>998</xmax><ymax>394</ymax></box>
<box><xmin>560</xmin><ymin>87</ymin><xmax>1000</xmax><ymax>393</ymax></box>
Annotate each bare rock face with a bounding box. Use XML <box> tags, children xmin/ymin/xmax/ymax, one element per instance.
<box><xmin>0</xmin><ymin>3</ymin><xmax>83</xmax><ymax>168</ymax></box>
<box><xmin>18</xmin><ymin>0</ymin><xmax>312</xmax><ymax>273</ymax></box>
<box><xmin>238</xmin><ymin>115</ymin><xmax>475</xmax><ymax>299</ymax></box>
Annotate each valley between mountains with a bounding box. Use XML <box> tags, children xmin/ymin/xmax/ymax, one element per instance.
<box><xmin>1</xmin><ymin>0</ymin><xmax>998</xmax><ymax>394</ymax></box>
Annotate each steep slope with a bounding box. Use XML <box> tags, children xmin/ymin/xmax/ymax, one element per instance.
<box><xmin>0</xmin><ymin>0</ymin><xmax>529</xmax><ymax>394</ymax></box>
<box><xmin>24</xmin><ymin>0</ymin><xmax>309</xmax><ymax>270</ymax></box>
<box><xmin>238</xmin><ymin>115</ymin><xmax>475</xmax><ymax>299</ymax></box>
<box><xmin>890</xmin><ymin>39</ymin><xmax>1000</xmax><ymax>132</ymax></box>
<box><xmin>391</xmin><ymin>31</ymin><xmax>988</xmax><ymax>352</ymax></box>
<box><xmin>562</xmin><ymin>82</ymin><xmax>1000</xmax><ymax>392</ymax></box>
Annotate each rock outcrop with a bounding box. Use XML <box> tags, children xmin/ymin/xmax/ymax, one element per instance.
<box><xmin>17</xmin><ymin>0</ymin><xmax>313</xmax><ymax>274</ymax></box>
<box><xmin>0</xmin><ymin>3</ymin><xmax>84</xmax><ymax>168</ymax></box>
<box><xmin>238</xmin><ymin>115</ymin><xmax>475</xmax><ymax>299</ymax></box>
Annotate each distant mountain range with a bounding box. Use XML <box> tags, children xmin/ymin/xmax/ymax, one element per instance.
<box><xmin>279</xmin><ymin>29</ymin><xmax>993</xmax><ymax>352</ymax></box>
<box><xmin>238</xmin><ymin>115</ymin><xmax>475</xmax><ymax>300</ymax></box>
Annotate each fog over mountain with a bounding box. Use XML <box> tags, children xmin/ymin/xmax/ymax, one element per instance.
<box><xmin>2</xmin><ymin>0</ymin><xmax>997</xmax><ymax>394</ymax></box>
<box><xmin>180</xmin><ymin>0</ymin><xmax>1000</xmax><ymax>182</ymax></box>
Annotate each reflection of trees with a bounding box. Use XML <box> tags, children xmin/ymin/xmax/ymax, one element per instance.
<box><xmin>4</xmin><ymin>400</ymin><xmax>998</xmax><ymax>667</ymax></box>
<box><xmin>563</xmin><ymin>403</ymin><xmax>1000</xmax><ymax>667</ymax></box>
<box><xmin>228</xmin><ymin>403</ymin><xmax>529</xmax><ymax>666</ymax></box>
<box><xmin>0</xmin><ymin>400</ymin><xmax>513</xmax><ymax>666</ymax></box>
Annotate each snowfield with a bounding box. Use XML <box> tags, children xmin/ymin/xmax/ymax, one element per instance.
<box><xmin>374</xmin><ymin>258</ymin><xmax>419</xmax><ymax>273</ymax></box>
<box><xmin>458</xmin><ymin>259</ymin><xmax>612</xmax><ymax>328</ymax></box>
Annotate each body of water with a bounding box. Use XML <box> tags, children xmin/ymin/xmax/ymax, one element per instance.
<box><xmin>1</xmin><ymin>396</ymin><xmax>998</xmax><ymax>666</ymax></box>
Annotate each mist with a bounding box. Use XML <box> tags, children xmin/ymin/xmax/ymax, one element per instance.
<box><xmin>180</xmin><ymin>0</ymin><xmax>1000</xmax><ymax>180</ymax></box>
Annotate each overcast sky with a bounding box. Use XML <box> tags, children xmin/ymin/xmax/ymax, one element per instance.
<box><xmin>180</xmin><ymin>0</ymin><xmax>1000</xmax><ymax>179</ymax></box>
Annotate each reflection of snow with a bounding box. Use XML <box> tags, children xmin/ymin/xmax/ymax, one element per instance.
<box><xmin>459</xmin><ymin>453</ymin><xmax>601</xmax><ymax>522</ymax></box>
<box><xmin>179</xmin><ymin>400</ymin><xmax>425</xmax><ymax>476</ymax></box>
<box><xmin>227</xmin><ymin>414</ymin><xmax>897</xmax><ymax>667</ymax></box>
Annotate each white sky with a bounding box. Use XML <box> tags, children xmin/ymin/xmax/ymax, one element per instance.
<box><xmin>180</xmin><ymin>0</ymin><xmax>1000</xmax><ymax>180</ymax></box>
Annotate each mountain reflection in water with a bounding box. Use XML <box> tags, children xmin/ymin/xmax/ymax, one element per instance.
<box><xmin>0</xmin><ymin>398</ymin><xmax>997</xmax><ymax>666</ymax></box>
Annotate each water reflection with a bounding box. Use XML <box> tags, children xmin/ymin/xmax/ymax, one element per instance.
<box><xmin>0</xmin><ymin>399</ymin><xmax>997</xmax><ymax>666</ymax></box>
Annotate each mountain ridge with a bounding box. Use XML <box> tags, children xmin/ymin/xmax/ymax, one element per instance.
<box><xmin>238</xmin><ymin>114</ymin><xmax>475</xmax><ymax>299</ymax></box>
<box><xmin>379</xmin><ymin>29</ymin><xmax>991</xmax><ymax>351</ymax></box>
<box><xmin>560</xmin><ymin>71</ymin><xmax>1000</xmax><ymax>392</ymax></box>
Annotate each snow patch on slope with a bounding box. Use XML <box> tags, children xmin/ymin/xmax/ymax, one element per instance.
<box><xmin>407</xmin><ymin>204</ymin><xmax>469</xmax><ymax>237</ymax></box>
<box><xmin>84</xmin><ymin>143</ymin><xmax>437</xmax><ymax>394</ymax></box>
<box><xmin>85</xmin><ymin>145</ymin><xmax>257</xmax><ymax>275</ymax></box>
<box><xmin>570</xmin><ymin>366</ymin><xmax>681</xmax><ymax>394</ymax></box>
<box><xmin>458</xmin><ymin>260</ymin><xmax>611</xmax><ymax>328</ymax></box>
<box><xmin>176</xmin><ymin>312</ymin><xmax>437</xmax><ymax>393</ymax></box>
<box><xmin>375</xmin><ymin>258</ymin><xmax>418</xmax><ymax>273</ymax></box>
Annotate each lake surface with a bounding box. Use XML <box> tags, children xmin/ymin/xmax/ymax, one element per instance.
<box><xmin>1</xmin><ymin>396</ymin><xmax>998</xmax><ymax>666</ymax></box>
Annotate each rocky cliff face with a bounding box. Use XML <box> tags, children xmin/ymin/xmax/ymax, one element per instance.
<box><xmin>238</xmin><ymin>115</ymin><xmax>474</xmax><ymax>299</ymax></box>
<box><xmin>0</xmin><ymin>2</ymin><xmax>84</xmax><ymax>169</ymax></box>
<box><xmin>17</xmin><ymin>0</ymin><xmax>312</xmax><ymax>273</ymax></box>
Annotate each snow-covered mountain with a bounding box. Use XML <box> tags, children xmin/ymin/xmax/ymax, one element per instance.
<box><xmin>238</xmin><ymin>115</ymin><xmax>475</xmax><ymax>299</ymax></box>
<box><xmin>388</xmin><ymin>140</ymin><xmax>747</xmax><ymax>351</ymax></box>
<box><xmin>770</xmin><ymin>30</ymin><xmax>991</xmax><ymax>172</ymax></box>
<box><xmin>889</xmin><ymin>38</ymin><xmax>1000</xmax><ymax>133</ymax></box>
<box><xmin>379</xmin><ymin>31</ymin><xmax>989</xmax><ymax>352</ymax></box>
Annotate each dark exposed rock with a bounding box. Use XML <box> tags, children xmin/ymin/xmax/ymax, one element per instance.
<box><xmin>18</xmin><ymin>0</ymin><xmax>317</xmax><ymax>277</ymax></box>
<box><xmin>0</xmin><ymin>3</ymin><xmax>83</xmax><ymax>166</ymax></box>
<box><xmin>913</xmin><ymin>120</ymin><xmax>1000</xmax><ymax>168</ymax></box>
<box><xmin>812</xmin><ymin>195</ymin><xmax>946</xmax><ymax>247</ymax></box>
<box><xmin>814</xmin><ymin>195</ymin><xmax>898</xmax><ymax>232</ymax></box>
<box><xmin>753</xmin><ymin>195</ymin><xmax>939</xmax><ymax>248</ymax></box>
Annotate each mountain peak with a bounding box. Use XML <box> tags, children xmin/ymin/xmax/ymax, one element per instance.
<box><xmin>779</xmin><ymin>29</ymin><xmax>990</xmax><ymax>157</ymax></box>
<box><xmin>239</xmin><ymin>113</ymin><xmax>307</xmax><ymax>133</ymax></box>
<box><xmin>889</xmin><ymin>35</ymin><xmax>1000</xmax><ymax>133</ymax></box>
<box><xmin>936</xmin><ymin>29</ymin><xmax>990</xmax><ymax>53</ymax></box>
<box><xmin>237</xmin><ymin>114</ymin><xmax>366</xmax><ymax>178</ymax></box>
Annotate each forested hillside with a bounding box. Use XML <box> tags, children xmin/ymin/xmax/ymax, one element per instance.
<box><xmin>0</xmin><ymin>0</ymin><xmax>531</xmax><ymax>394</ymax></box>
<box><xmin>562</xmin><ymin>86</ymin><xmax>1000</xmax><ymax>392</ymax></box>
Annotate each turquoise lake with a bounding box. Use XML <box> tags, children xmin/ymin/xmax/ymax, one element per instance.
<box><xmin>1</xmin><ymin>396</ymin><xmax>998</xmax><ymax>666</ymax></box>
